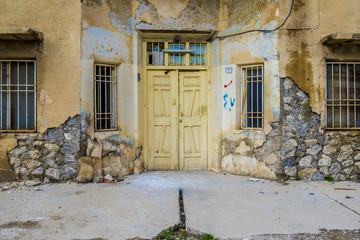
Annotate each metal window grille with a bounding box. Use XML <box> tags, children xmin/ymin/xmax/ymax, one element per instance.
<box><xmin>146</xmin><ymin>41</ymin><xmax>208</xmax><ymax>67</ymax></box>
<box><xmin>190</xmin><ymin>43</ymin><xmax>206</xmax><ymax>65</ymax></box>
<box><xmin>326</xmin><ymin>62</ymin><xmax>360</xmax><ymax>129</ymax></box>
<box><xmin>240</xmin><ymin>64</ymin><xmax>264</xmax><ymax>129</ymax></box>
<box><xmin>147</xmin><ymin>42</ymin><xmax>165</xmax><ymax>66</ymax></box>
<box><xmin>0</xmin><ymin>60</ymin><xmax>36</xmax><ymax>132</ymax></box>
<box><xmin>94</xmin><ymin>64</ymin><xmax>117</xmax><ymax>131</ymax></box>
<box><xmin>168</xmin><ymin>42</ymin><xmax>186</xmax><ymax>66</ymax></box>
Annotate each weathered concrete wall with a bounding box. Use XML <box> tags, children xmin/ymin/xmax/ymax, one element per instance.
<box><xmin>271</xmin><ymin>0</ymin><xmax>360</xmax><ymax>181</ymax></box>
<box><xmin>1</xmin><ymin>0</ymin><xmax>359</xmax><ymax>182</ymax></box>
<box><xmin>214</xmin><ymin>1</ymin><xmax>281</xmax><ymax>179</ymax></box>
<box><xmin>0</xmin><ymin>0</ymin><xmax>81</xmax><ymax>133</ymax></box>
<box><xmin>0</xmin><ymin>0</ymin><xmax>81</xmax><ymax>181</ymax></box>
<box><xmin>81</xmin><ymin>0</ymin><xmax>139</xmax><ymax>142</ymax></box>
<box><xmin>135</xmin><ymin>0</ymin><xmax>219</xmax><ymax>31</ymax></box>
<box><xmin>80</xmin><ymin>0</ymin><xmax>142</xmax><ymax>183</ymax></box>
<box><xmin>279</xmin><ymin>0</ymin><xmax>360</xmax><ymax>116</ymax></box>
<box><xmin>216</xmin><ymin>0</ymin><xmax>360</xmax><ymax>181</ymax></box>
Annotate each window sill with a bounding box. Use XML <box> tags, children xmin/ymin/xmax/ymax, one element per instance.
<box><xmin>94</xmin><ymin>130</ymin><xmax>121</xmax><ymax>141</ymax></box>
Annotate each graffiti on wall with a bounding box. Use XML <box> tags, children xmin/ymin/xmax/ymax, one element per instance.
<box><xmin>223</xmin><ymin>93</ymin><xmax>235</xmax><ymax>112</ymax></box>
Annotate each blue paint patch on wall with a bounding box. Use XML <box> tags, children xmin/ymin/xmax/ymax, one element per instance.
<box><xmin>82</xmin><ymin>27</ymin><xmax>129</xmax><ymax>60</ymax></box>
<box><xmin>273</xmin><ymin>107</ymin><xmax>280</xmax><ymax>120</ymax></box>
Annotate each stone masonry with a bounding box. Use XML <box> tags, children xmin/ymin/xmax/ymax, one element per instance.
<box><xmin>280</xmin><ymin>78</ymin><xmax>360</xmax><ymax>181</ymax></box>
<box><xmin>6</xmin><ymin>115</ymin><xmax>143</xmax><ymax>183</ymax></box>
<box><xmin>221</xmin><ymin>78</ymin><xmax>360</xmax><ymax>181</ymax></box>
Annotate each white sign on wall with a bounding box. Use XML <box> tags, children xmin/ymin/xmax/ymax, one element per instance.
<box><xmin>225</xmin><ymin>67</ymin><xmax>232</xmax><ymax>74</ymax></box>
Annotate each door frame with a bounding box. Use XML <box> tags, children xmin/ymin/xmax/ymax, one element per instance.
<box><xmin>142</xmin><ymin>39</ymin><xmax>212</xmax><ymax>171</ymax></box>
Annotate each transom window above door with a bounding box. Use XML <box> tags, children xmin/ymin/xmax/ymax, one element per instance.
<box><xmin>146</xmin><ymin>41</ymin><xmax>208</xmax><ymax>67</ymax></box>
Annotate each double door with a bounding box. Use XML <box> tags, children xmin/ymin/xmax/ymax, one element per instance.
<box><xmin>147</xmin><ymin>70</ymin><xmax>207</xmax><ymax>170</ymax></box>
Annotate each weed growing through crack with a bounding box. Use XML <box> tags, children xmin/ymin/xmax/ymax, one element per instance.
<box><xmin>325</xmin><ymin>176</ymin><xmax>334</xmax><ymax>182</ymax></box>
<box><xmin>153</xmin><ymin>226</ymin><xmax>218</xmax><ymax>240</ymax></box>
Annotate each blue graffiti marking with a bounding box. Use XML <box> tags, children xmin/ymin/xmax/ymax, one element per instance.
<box><xmin>223</xmin><ymin>93</ymin><xmax>228</xmax><ymax>109</ymax></box>
<box><xmin>230</xmin><ymin>98</ymin><xmax>235</xmax><ymax>107</ymax></box>
<box><xmin>223</xmin><ymin>94</ymin><xmax>236</xmax><ymax>111</ymax></box>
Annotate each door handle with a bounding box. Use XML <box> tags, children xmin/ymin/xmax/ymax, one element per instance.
<box><xmin>172</xmin><ymin>100</ymin><xmax>176</xmax><ymax>105</ymax></box>
<box><xmin>180</xmin><ymin>119</ymin><xmax>183</xmax><ymax>123</ymax></box>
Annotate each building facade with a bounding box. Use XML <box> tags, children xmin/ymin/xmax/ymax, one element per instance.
<box><xmin>0</xmin><ymin>0</ymin><xmax>359</xmax><ymax>182</ymax></box>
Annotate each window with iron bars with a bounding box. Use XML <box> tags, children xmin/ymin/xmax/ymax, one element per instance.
<box><xmin>146</xmin><ymin>41</ymin><xmax>207</xmax><ymax>66</ymax></box>
<box><xmin>239</xmin><ymin>64</ymin><xmax>264</xmax><ymax>129</ymax></box>
<box><xmin>0</xmin><ymin>60</ymin><xmax>36</xmax><ymax>132</ymax></box>
<box><xmin>94</xmin><ymin>64</ymin><xmax>117</xmax><ymax>131</ymax></box>
<box><xmin>326</xmin><ymin>62</ymin><xmax>360</xmax><ymax>129</ymax></box>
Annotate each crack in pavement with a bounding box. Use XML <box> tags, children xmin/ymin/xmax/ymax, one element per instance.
<box><xmin>306</xmin><ymin>182</ymin><xmax>360</xmax><ymax>217</ymax></box>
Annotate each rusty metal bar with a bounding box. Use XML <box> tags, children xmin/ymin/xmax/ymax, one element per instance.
<box><xmin>326</xmin><ymin>62</ymin><xmax>360</xmax><ymax>129</ymax></box>
<box><xmin>240</xmin><ymin>64</ymin><xmax>264</xmax><ymax>130</ymax></box>
<box><xmin>0</xmin><ymin>62</ymin><xmax>2</xmax><ymax>130</ymax></box>
<box><xmin>94</xmin><ymin>64</ymin><xmax>117</xmax><ymax>131</ymax></box>
<box><xmin>0</xmin><ymin>60</ymin><xmax>36</xmax><ymax>132</ymax></box>
<box><xmin>17</xmin><ymin>61</ymin><xmax>19</xmax><ymax>130</ymax></box>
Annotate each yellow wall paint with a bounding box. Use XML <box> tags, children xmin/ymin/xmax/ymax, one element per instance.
<box><xmin>148</xmin><ymin>0</ymin><xmax>189</xmax><ymax>19</ymax></box>
<box><xmin>0</xmin><ymin>0</ymin><xmax>82</xmax><ymax>133</ymax></box>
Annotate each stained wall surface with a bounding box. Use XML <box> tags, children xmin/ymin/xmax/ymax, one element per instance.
<box><xmin>0</xmin><ymin>0</ymin><xmax>82</xmax><ymax>181</ymax></box>
<box><xmin>1</xmin><ymin>0</ymin><xmax>359</xmax><ymax>182</ymax></box>
<box><xmin>0</xmin><ymin>0</ymin><xmax>82</xmax><ymax>133</ymax></box>
<box><xmin>279</xmin><ymin>0</ymin><xmax>360</xmax><ymax>117</ymax></box>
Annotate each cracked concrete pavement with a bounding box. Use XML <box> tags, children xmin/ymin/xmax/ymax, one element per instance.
<box><xmin>0</xmin><ymin>171</ymin><xmax>359</xmax><ymax>239</ymax></box>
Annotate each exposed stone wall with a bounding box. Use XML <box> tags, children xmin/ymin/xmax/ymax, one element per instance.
<box><xmin>8</xmin><ymin>115</ymin><xmax>82</xmax><ymax>182</ymax></box>
<box><xmin>77</xmin><ymin>136</ymin><xmax>143</xmax><ymax>183</ymax></box>
<box><xmin>6</xmin><ymin>115</ymin><xmax>143</xmax><ymax>183</ymax></box>
<box><xmin>220</xmin><ymin>78</ymin><xmax>360</xmax><ymax>182</ymax></box>
<box><xmin>220</xmin><ymin>131</ymin><xmax>277</xmax><ymax>180</ymax></box>
<box><xmin>280</xmin><ymin>78</ymin><xmax>360</xmax><ymax>181</ymax></box>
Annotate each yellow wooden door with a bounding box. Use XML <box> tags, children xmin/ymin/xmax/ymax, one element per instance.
<box><xmin>147</xmin><ymin>70</ymin><xmax>178</xmax><ymax>170</ymax></box>
<box><xmin>179</xmin><ymin>71</ymin><xmax>207</xmax><ymax>170</ymax></box>
<box><xmin>147</xmin><ymin>70</ymin><xmax>207</xmax><ymax>170</ymax></box>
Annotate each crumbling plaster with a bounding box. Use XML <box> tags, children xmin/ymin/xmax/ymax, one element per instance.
<box><xmin>215</xmin><ymin>0</ymin><xmax>281</xmax><ymax>179</ymax></box>
<box><xmin>81</xmin><ymin>0</ymin><xmax>139</xmax><ymax>143</ymax></box>
<box><xmin>1</xmin><ymin>0</ymin><xmax>359</xmax><ymax>182</ymax></box>
<box><xmin>135</xmin><ymin>0</ymin><xmax>219</xmax><ymax>31</ymax></box>
<box><xmin>279</xmin><ymin>0</ymin><xmax>360</xmax><ymax>119</ymax></box>
<box><xmin>0</xmin><ymin>0</ymin><xmax>82</xmax><ymax>133</ymax></box>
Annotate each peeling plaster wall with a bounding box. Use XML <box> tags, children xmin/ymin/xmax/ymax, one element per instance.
<box><xmin>0</xmin><ymin>0</ymin><xmax>81</xmax><ymax>181</ymax></box>
<box><xmin>2</xmin><ymin>0</ymin><xmax>358</xmax><ymax>182</ymax></box>
<box><xmin>0</xmin><ymin>0</ymin><xmax>81</xmax><ymax>133</ymax></box>
<box><xmin>279</xmin><ymin>0</ymin><xmax>360</xmax><ymax>118</ymax></box>
<box><xmin>81</xmin><ymin>0</ymin><xmax>139</xmax><ymax>143</ymax></box>
<box><xmin>220</xmin><ymin>0</ymin><xmax>279</xmax><ymax>37</ymax></box>
<box><xmin>215</xmin><ymin>1</ymin><xmax>281</xmax><ymax>179</ymax></box>
<box><xmin>135</xmin><ymin>0</ymin><xmax>219</xmax><ymax>31</ymax></box>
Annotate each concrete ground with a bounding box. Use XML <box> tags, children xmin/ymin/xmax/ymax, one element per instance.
<box><xmin>0</xmin><ymin>171</ymin><xmax>359</xmax><ymax>240</ymax></box>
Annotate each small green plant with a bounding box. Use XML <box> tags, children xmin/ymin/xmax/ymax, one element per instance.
<box><xmin>295</xmin><ymin>175</ymin><xmax>301</xmax><ymax>181</ymax></box>
<box><xmin>325</xmin><ymin>176</ymin><xmax>334</xmax><ymax>182</ymax></box>
<box><xmin>154</xmin><ymin>227</ymin><xmax>186</xmax><ymax>240</ymax></box>
<box><xmin>202</xmin><ymin>233</ymin><xmax>218</xmax><ymax>240</ymax></box>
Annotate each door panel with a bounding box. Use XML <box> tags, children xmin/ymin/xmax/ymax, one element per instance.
<box><xmin>148</xmin><ymin>70</ymin><xmax>178</xmax><ymax>170</ymax></box>
<box><xmin>179</xmin><ymin>71</ymin><xmax>207</xmax><ymax>170</ymax></box>
<box><xmin>147</xmin><ymin>70</ymin><xmax>207</xmax><ymax>170</ymax></box>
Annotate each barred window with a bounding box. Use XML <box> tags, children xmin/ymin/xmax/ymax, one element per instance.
<box><xmin>94</xmin><ymin>64</ymin><xmax>117</xmax><ymax>131</ymax></box>
<box><xmin>190</xmin><ymin>43</ymin><xmax>206</xmax><ymax>66</ymax></box>
<box><xmin>326</xmin><ymin>62</ymin><xmax>360</xmax><ymax>129</ymax></box>
<box><xmin>146</xmin><ymin>41</ymin><xmax>207</xmax><ymax>66</ymax></box>
<box><xmin>0</xmin><ymin>60</ymin><xmax>36</xmax><ymax>132</ymax></box>
<box><xmin>240</xmin><ymin>64</ymin><xmax>264</xmax><ymax>129</ymax></box>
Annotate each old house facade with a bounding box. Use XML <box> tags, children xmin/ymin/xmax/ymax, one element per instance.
<box><xmin>0</xmin><ymin>0</ymin><xmax>359</xmax><ymax>183</ymax></box>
